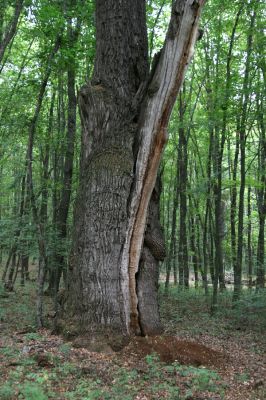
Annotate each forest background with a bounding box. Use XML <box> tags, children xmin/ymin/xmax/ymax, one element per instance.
<box><xmin>0</xmin><ymin>0</ymin><xmax>265</xmax><ymax>302</ymax></box>
<box><xmin>0</xmin><ymin>0</ymin><xmax>265</xmax><ymax>399</ymax></box>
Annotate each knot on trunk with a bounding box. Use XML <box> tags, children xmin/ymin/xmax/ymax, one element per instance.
<box><xmin>144</xmin><ymin>230</ymin><xmax>166</xmax><ymax>261</ymax></box>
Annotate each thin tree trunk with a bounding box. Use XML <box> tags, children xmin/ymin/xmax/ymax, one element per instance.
<box><xmin>6</xmin><ymin>253</ymin><xmax>16</xmax><ymax>290</ymax></box>
<box><xmin>233</xmin><ymin>10</ymin><xmax>255</xmax><ymax>300</ymax></box>
<box><xmin>196</xmin><ymin>215</ymin><xmax>204</xmax><ymax>287</ymax></box>
<box><xmin>53</xmin><ymin>66</ymin><xmax>77</xmax><ymax>292</ymax></box>
<box><xmin>202</xmin><ymin>128</ymin><xmax>213</xmax><ymax>295</ymax></box>
<box><xmin>0</xmin><ymin>0</ymin><xmax>24</xmax><ymax>65</ymax></box>
<box><xmin>165</xmin><ymin>155</ymin><xmax>179</xmax><ymax>290</ymax></box>
<box><xmin>231</xmin><ymin>127</ymin><xmax>240</xmax><ymax>281</ymax></box>
<box><xmin>51</xmin><ymin>3</ymin><xmax>81</xmax><ymax>294</ymax></box>
<box><xmin>247</xmin><ymin>187</ymin><xmax>253</xmax><ymax>288</ymax></box>
<box><xmin>2</xmin><ymin>169</ymin><xmax>26</xmax><ymax>283</ymax></box>
<box><xmin>190</xmin><ymin>211</ymin><xmax>198</xmax><ymax>288</ymax></box>
<box><xmin>12</xmin><ymin>254</ymin><xmax>21</xmax><ymax>287</ymax></box>
<box><xmin>209</xmin><ymin>211</ymin><xmax>215</xmax><ymax>285</ymax></box>
<box><xmin>26</xmin><ymin>36</ymin><xmax>61</xmax><ymax>327</ymax></box>
<box><xmin>0</xmin><ymin>163</ymin><xmax>2</xmax><ymax>265</ymax></box>
<box><xmin>0</xmin><ymin>37</ymin><xmax>34</xmax><ymax>119</ymax></box>
<box><xmin>21</xmin><ymin>255</ymin><xmax>29</xmax><ymax>285</ymax></box>
<box><xmin>224</xmin><ymin>6</ymin><xmax>242</xmax><ymax>279</ymax></box>
<box><xmin>256</xmin><ymin>89</ymin><xmax>266</xmax><ymax>289</ymax></box>
<box><xmin>178</xmin><ymin>93</ymin><xmax>189</xmax><ymax>288</ymax></box>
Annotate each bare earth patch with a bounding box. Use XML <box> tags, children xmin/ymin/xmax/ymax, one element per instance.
<box><xmin>121</xmin><ymin>336</ymin><xmax>226</xmax><ymax>367</ymax></box>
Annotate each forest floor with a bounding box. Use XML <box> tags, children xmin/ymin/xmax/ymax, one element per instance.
<box><xmin>0</xmin><ymin>273</ymin><xmax>265</xmax><ymax>400</ymax></box>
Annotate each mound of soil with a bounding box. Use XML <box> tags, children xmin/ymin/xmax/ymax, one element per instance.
<box><xmin>121</xmin><ymin>336</ymin><xmax>226</xmax><ymax>367</ymax></box>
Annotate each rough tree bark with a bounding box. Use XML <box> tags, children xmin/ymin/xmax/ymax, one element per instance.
<box><xmin>62</xmin><ymin>0</ymin><xmax>204</xmax><ymax>346</ymax></box>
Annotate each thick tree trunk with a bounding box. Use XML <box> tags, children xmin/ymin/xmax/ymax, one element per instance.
<box><xmin>63</xmin><ymin>0</ymin><xmax>204</xmax><ymax>344</ymax></box>
<box><xmin>66</xmin><ymin>0</ymin><xmax>150</xmax><ymax>339</ymax></box>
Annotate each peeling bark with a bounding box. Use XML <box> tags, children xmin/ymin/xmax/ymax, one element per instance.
<box><xmin>122</xmin><ymin>0</ymin><xmax>205</xmax><ymax>334</ymax></box>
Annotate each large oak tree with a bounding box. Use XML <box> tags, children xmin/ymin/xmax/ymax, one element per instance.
<box><xmin>61</xmin><ymin>0</ymin><xmax>204</xmax><ymax>347</ymax></box>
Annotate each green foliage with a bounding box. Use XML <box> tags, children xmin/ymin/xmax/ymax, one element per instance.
<box><xmin>0</xmin><ymin>0</ymin><xmax>264</xmax><ymax>308</ymax></box>
<box><xmin>146</xmin><ymin>0</ymin><xmax>171</xmax><ymax>57</ymax></box>
<box><xmin>235</xmin><ymin>372</ymin><xmax>250</xmax><ymax>383</ymax></box>
<box><xmin>1</xmin><ymin>277</ymin><xmax>265</xmax><ymax>400</ymax></box>
<box><xmin>218</xmin><ymin>290</ymin><xmax>266</xmax><ymax>333</ymax></box>
<box><xmin>161</xmin><ymin>0</ymin><xmax>265</xmax><ymax>294</ymax></box>
<box><xmin>64</xmin><ymin>354</ymin><xmax>224</xmax><ymax>400</ymax></box>
<box><xmin>24</xmin><ymin>332</ymin><xmax>44</xmax><ymax>341</ymax></box>
<box><xmin>58</xmin><ymin>343</ymin><xmax>72</xmax><ymax>356</ymax></box>
<box><xmin>0</xmin><ymin>383</ymin><xmax>14</xmax><ymax>400</ymax></box>
<box><xmin>0</xmin><ymin>346</ymin><xmax>19</xmax><ymax>358</ymax></box>
<box><xmin>56</xmin><ymin>361</ymin><xmax>79</xmax><ymax>377</ymax></box>
<box><xmin>19</xmin><ymin>382</ymin><xmax>48</xmax><ymax>400</ymax></box>
<box><xmin>0</xmin><ymin>281</ymin><xmax>6</xmax><ymax>301</ymax></box>
<box><xmin>0</xmin><ymin>6</ymin><xmax>265</xmax><ymax>400</ymax></box>
<box><xmin>160</xmin><ymin>285</ymin><xmax>266</xmax><ymax>339</ymax></box>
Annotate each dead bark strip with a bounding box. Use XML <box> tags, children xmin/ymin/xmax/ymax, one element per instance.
<box><xmin>121</xmin><ymin>0</ymin><xmax>205</xmax><ymax>334</ymax></box>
